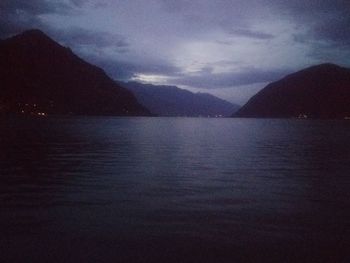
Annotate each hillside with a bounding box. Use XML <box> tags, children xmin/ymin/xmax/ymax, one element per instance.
<box><xmin>0</xmin><ymin>29</ymin><xmax>150</xmax><ymax>116</ymax></box>
<box><xmin>122</xmin><ymin>81</ymin><xmax>239</xmax><ymax>117</ymax></box>
<box><xmin>233</xmin><ymin>64</ymin><xmax>350</xmax><ymax>119</ymax></box>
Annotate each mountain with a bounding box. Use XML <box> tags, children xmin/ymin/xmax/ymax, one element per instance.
<box><xmin>233</xmin><ymin>63</ymin><xmax>350</xmax><ymax>119</ymax></box>
<box><xmin>121</xmin><ymin>81</ymin><xmax>240</xmax><ymax>117</ymax></box>
<box><xmin>0</xmin><ymin>29</ymin><xmax>150</xmax><ymax>116</ymax></box>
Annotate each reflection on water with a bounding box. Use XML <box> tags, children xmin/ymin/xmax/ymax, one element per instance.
<box><xmin>1</xmin><ymin>117</ymin><xmax>350</xmax><ymax>262</ymax></box>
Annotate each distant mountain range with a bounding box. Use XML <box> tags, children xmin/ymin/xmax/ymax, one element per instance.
<box><xmin>0</xmin><ymin>29</ymin><xmax>150</xmax><ymax>116</ymax></box>
<box><xmin>2</xmin><ymin>30</ymin><xmax>350</xmax><ymax>119</ymax></box>
<box><xmin>121</xmin><ymin>81</ymin><xmax>240</xmax><ymax>117</ymax></box>
<box><xmin>233</xmin><ymin>63</ymin><xmax>350</xmax><ymax>119</ymax></box>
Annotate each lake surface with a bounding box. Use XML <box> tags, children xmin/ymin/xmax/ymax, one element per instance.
<box><xmin>1</xmin><ymin>117</ymin><xmax>350</xmax><ymax>263</ymax></box>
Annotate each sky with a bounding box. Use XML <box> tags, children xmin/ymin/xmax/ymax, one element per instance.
<box><xmin>1</xmin><ymin>0</ymin><xmax>350</xmax><ymax>104</ymax></box>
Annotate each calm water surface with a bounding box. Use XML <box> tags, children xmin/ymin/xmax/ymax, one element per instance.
<box><xmin>1</xmin><ymin>117</ymin><xmax>350</xmax><ymax>262</ymax></box>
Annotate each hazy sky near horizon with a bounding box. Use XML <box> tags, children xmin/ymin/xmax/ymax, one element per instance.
<box><xmin>1</xmin><ymin>0</ymin><xmax>350</xmax><ymax>104</ymax></box>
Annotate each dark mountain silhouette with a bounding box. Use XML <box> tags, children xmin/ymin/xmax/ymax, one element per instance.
<box><xmin>233</xmin><ymin>63</ymin><xmax>350</xmax><ymax>119</ymax></box>
<box><xmin>0</xmin><ymin>29</ymin><xmax>150</xmax><ymax>116</ymax></box>
<box><xmin>121</xmin><ymin>81</ymin><xmax>240</xmax><ymax>117</ymax></box>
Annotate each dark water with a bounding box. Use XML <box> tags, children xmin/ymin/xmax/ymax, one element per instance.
<box><xmin>1</xmin><ymin>117</ymin><xmax>350</xmax><ymax>263</ymax></box>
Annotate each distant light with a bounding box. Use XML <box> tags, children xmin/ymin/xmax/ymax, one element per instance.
<box><xmin>298</xmin><ymin>114</ymin><xmax>308</xmax><ymax>119</ymax></box>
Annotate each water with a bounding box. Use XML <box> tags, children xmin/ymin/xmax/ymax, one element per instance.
<box><xmin>1</xmin><ymin>117</ymin><xmax>350</xmax><ymax>263</ymax></box>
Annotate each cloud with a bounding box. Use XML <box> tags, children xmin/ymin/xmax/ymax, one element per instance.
<box><xmin>0</xmin><ymin>0</ymin><xmax>68</xmax><ymax>37</ymax></box>
<box><xmin>0</xmin><ymin>11</ymin><xmax>40</xmax><ymax>37</ymax></box>
<box><xmin>56</xmin><ymin>28</ymin><xmax>129</xmax><ymax>50</ymax></box>
<box><xmin>285</xmin><ymin>1</ymin><xmax>350</xmax><ymax>64</ymax></box>
<box><xmin>278</xmin><ymin>0</ymin><xmax>350</xmax><ymax>47</ymax></box>
<box><xmin>171</xmin><ymin>67</ymin><xmax>290</xmax><ymax>89</ymax></box>
<box><xmin>228</xmin><ymin>28</ymin><xmax>274</xmax><ymax>40</ymax></box>
<box><xmin>0</xmin><ymin>0</ymin><xmax>68</xmax><ymax>15</ymax></box>
<box><xmin>0</xmin><ymin>0</ymin><xmax>100</xmax><ymax>37</ymax></box>
<box><xmin>312</xmin><ymin>17</ymin><xmax>350</xmax><ymax>47</ymax></box>
<box><xmin>84</xmin><ymin>53</ymin><xmax>183</xmax><ymax>81</ymax></box>
<box><xmin>1</xmin><ymin>0</ymin><xmax>350</xmax><ymax>103</ymax></box>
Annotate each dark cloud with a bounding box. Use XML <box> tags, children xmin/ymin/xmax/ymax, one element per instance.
<box><xmin>69</xmin><ymin>0</ymin><xmax>89</xmax><ymax>8</ymax></box>
<box><xmin>0</xmin><ymin>0</ymin><xmax>76</xmax><ymax>38</ymax></box>
<box><xmin>286</xmin><ymin>1</ymin><xmax>350</xmax><ymax>64</ymax></box>
<box><xmin>56</xmin><ymin>28</ymin><xmax>129</xmax><ymax>50</ymax></box>
<box><xmin>228</xmin><ymin>28</ymin><xmax>274</xmax><ymax>40</ymax></box>
<box><xmin>0</xmin><ymin>10</ymin><xmax>46</xmax><ymax>38</ymax></box>
<box><xmin>0</xmin><ymin>0</ymin><xmax>96</xmax><ymax>35</ymax></box>
<box><xmin>0</xmin><ymin>0</ymin><xmax>68</xmax><ymax>15</ymax></box>
<box><xmin>279</xmin><ymin>0</ymin><xmax>350</xmax><ymax>46</ymax></box>
<box><xmin>277</xmin><ymin>0</ymin><xmax>350</xmax><ymax>18</ymax></box>
<box><xmin>312</xmin><ymin>17</ymin><xmax>350</xmax><ymax>47</ymax></box>
<box><xmin>159</xmin><ymin>0</ymin><xmax>264</xmax><ymax>39</ymax></box>
<box><xmin>172</xmin><ymin>67</ymin><xmax>290</xmax><ymax>89</ymax></box>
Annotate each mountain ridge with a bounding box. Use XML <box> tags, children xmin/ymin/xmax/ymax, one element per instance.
<box><xmin>233</xmin><ymin>63</ymin><xmax>350</xmax><ymax>119</ymax></box>
<box><xmin>0</xmin><ymin>29</ymin><xmax>151</xmax><ymax>116</ymax></box>
<box><xmin>121</xmin><ymin>81</ymin><xmax>240</xmax><ymax>117</ymax></box>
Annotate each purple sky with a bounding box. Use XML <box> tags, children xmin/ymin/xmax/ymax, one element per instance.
<box><xmin>1</xmin><ymin>0</ymin><xmax>350</xmax><ymax>104</ymax></box>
